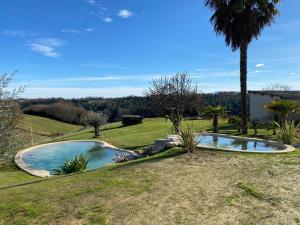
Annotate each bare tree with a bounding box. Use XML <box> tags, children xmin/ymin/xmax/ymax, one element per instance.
<box><xmin>81</xmin><ymin>111</ymin><xmax>107</xmax><ymax>137</ymax></box>
<box><xmin>0</xmin><ymin>73</ymin><xmax>25</xmax><ymax>160</ymax></box>
<box><xmin>262</xmin><ymin>83</ymin><xmax>292</xmax><ymax>91</ymax></box>
<box><xmin>146</xmin><ymin>72</ymin><xmax>201</xmax><ymax>134</ymax></box>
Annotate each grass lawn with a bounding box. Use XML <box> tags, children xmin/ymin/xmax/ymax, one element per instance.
<box><xmin>1</xmin><ymin>116</ymin><xmax>300</xmax><ymax>224</ymax></box>
<box><xmin>18</xmin><ymin>115</ymin><xmax>83</xmax><ymax>143</ymax></box>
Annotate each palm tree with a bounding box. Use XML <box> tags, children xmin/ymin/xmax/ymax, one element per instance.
<box><xmin>265</xmin><ymin>100</ymin><xmax>299</xmax><ymax>126</ymax></box>
<box><xmin>203</xmin><ymin>105</ymin><xmax>226</xmax><ymax>133</ymax></box>
<box><xmin>204</xmin><ymin>0</ymin><xmax>280</xmax><ymax>134</ymax></box>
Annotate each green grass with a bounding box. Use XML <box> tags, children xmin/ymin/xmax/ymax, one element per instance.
<box><xmin>1</xmin><ymin>116</ymin><xmax>300</xmax><ymax>224</ymax></box>
<box><xmin>19</xmin><ymin>114</ymin><xmax>83</xmax><ymax>136</ymax></box>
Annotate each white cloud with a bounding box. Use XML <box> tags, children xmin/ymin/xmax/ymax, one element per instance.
<box><xmin>117</xmin><ymin>9</ymin><xmax>133</xmax><ymax>19</ymax></box>
<box><xmin>85</xmin><ymin>0</ymin><xmax>96</xmax><ymax>5</ymax></box>
<box><xmin>2</xmin><ymin>30</ymin><xmax>27</xmax><ymax>37</ymax></box>
<box><xmin>297</xmin><ymin>66</ymin><xmax>300</xmax><ymax>68</ymax></box>
<box><xmin>29</xmin><ymin>38</ymin><xmax>64</xmax><ymax>58</ymax></box>
<box><xmin>289</xmin><ymin>72</ymin><xmax>297</xmax><ymax>75</ymax></box>
<box><xmin>85</xmin><ymin>27</ymin><xmax>94</xmax><ymax>32</ymax></box>
<box><xmin>67</xmin><ymin>76</ymin><xmax>129</xmax><ymax>81</ymax></box>
<box><xmin>61</xmin><ymin>29</ymin><xmax>81</xmax><ymax>34</ymax></box>
<box><xmin>36</xmin><ymin>38</ymin><xmax>64</xmax><ymax>47</ymax></box>
<box><xmin>20</xmin><ymin>86</ymin><xmax>144</xmax><ymax>98</ymax></box>
<box><xmin>255</xmin><ymin>63</ymin><xmax>264</xmax><ymax>68</ymax></box>
<box><xmin>29</xmin><ymin>44</ymin><xmax>59</xmax><ymax>58</ymax></box>
<box><xmin>102</xmin><ymin>17</ymin><xmax>113</xmax><ymax>23</ymax></box>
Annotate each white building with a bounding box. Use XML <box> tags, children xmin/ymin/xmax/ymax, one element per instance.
<box><xmin>249</xmin><ymin>91</ymin><xmax>300</xmax><ymax>122</ymax></box>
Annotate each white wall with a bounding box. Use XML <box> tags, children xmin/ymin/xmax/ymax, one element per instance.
<box><xmin>249</xmin><ymin>93</ymin><xmax>300</xmax><ymax>122</ymax></box>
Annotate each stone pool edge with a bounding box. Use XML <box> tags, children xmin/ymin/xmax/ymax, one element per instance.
<box><xmin>14</xmin><ymin>140</ymin><xmax>137</xmax><ymax>178</ymax></box>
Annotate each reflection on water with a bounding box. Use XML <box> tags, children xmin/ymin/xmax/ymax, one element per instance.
<box><xmin>196</xmin><ymin>134</ymin><xmax>284</xmax><ymax>152</ymax></box>
<box><xmin>22</xmin><ymin>142</ymin><xmax>127</xmax><ymax>174</ymax></box>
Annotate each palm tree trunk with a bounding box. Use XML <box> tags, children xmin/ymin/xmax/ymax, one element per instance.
<box><xmin>213</xmin><ymin>116</ymin><xmax>218</xmax><ymax>133</ymax></box>
<box><xmin>240</xmin><ymin>42</ymin><xmax>248</xmax><ymax>134</ymax></box>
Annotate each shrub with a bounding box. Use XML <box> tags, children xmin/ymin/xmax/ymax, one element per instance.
<box><xmin>251</xmin><ymin>119</ymin><xmax>261</xmax><ymax>136</ymax></box>
<box><xmin>276</xmin><ymin>121</ymin><xmax>299</xmax><ymax>145</ymax></box>
<box><xmin>54</xmin><ymin>154</ymin><xmax>88</xmax><ymax>174</ymax></box>
<box><xmin>228</xmin><ymin>116</ymin><xmax>242</xmax><ymax>132</ymax></box>
<box><xmin>122</xmin><ymin>115</ymin><xmax>143</xmax><ymax>126</ymax></box>
<box><xmin>263</xmin><ymin>121</ymin><xmax>277</xmax><ymax>135</ymax></box>
<box><xmin>179</xmin><ymin>123</ymin><xmax>201</xmax><ymax>154</ymax></box>
<box><xmin>23</xmin><ymin>102</ymin><xmax>87</xmax><ymax>125</ymax></box>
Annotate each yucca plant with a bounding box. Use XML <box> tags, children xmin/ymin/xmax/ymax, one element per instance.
<box><xmin>54</xmin><ymin>154</ymin><xmax>88</xmax><ymax>175</ymax></box>
<box><xmin>276</xmin><ymin>121</ymin><xmax>299</xmax><ymax>145</ymax></box>
<box><xmin>179</xmin><ymin>123</ymin><xmax>201</xmax><ymax>154</ymax></box>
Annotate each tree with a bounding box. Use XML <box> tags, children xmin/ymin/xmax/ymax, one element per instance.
<box><xmin>265</xmin><ymin>100</ymin><xmax>299</xmax><ymax>126</ymax></box>
<box><xmin>262</xmin><ymin>83</ymin><xmax>291</xmax><ymax>91</ymax></box>
<box><xmin>203</xmin><ymin>105</ymin><xmax>226</xmax><ymax>133</ymax></box>
<box><xmin>204</xmin><ymin>0</ymin><xmax>280</xmax><ymax>134</ymax></box>
<box><xmin>0</xmin><ymin>73</ymin><xmax>25</xmax><ymax>160</ymax></box>
<box><xmin>82</xmin><ymin>111</ymin><xmax>107</xmax><ymax>137</ymax></box>
<box><xmin>146</xmin><ymin>72</ymin><xmax>200</xmax><ymax>134</ymax></box>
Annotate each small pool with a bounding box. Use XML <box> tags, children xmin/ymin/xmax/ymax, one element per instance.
<box><xmin>19</xmin><ymin>141</ymin><xmax>128</xmax><ymax>175</ymax></box>
<box><xmin>196</xmin><ymin>134</ymin><xmax>292</xmax><ymax>153</ymax></box>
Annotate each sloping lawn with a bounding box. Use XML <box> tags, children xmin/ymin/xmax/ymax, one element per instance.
<box><xmin>19</xmin><ymin>114</ymin><xmax>83</xmax><ymax>136</ymax></box>
<box><xmin>1</xmin><ymin>117</ymin><xmax>300</xmax><ymax>224</ymax></box>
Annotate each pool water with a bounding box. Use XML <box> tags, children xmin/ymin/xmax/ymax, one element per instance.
<box><xmin>22</xmin><ymin>142</ymin><xmax>126</xmax><ymax>174</ymax></box>
<box><xmin>196</xmin><ymin>134</ymin><xmax>285</xmax><ymax>152</ymax></box>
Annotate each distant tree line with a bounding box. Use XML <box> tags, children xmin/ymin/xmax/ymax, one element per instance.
<box><xmin>20</xmin><ymin>92</ymin><xmax>242</xmax><ymax>124</ymax></box>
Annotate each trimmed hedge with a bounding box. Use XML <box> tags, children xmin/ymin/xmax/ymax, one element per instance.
<box><xmin>122</xmin><ymin>115</ymin><xmax>143</xmax><ymax>126</ymax></box>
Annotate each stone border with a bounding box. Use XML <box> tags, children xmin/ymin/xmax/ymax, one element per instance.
<box><xmin>14</xmin><ymin>140</ymin><xmax>137</xmax><ymax>178</ymax></box>
<box><xmin>167</xmin><ymin>133</ymin><xmax>295</xmax><ymax>154</ymax></box>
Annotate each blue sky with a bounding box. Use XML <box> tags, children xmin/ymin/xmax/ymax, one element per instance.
<box><xmin>1</xmin><ymin>0</ymin><xmax>300</xmax><ymax>98</ymax></box>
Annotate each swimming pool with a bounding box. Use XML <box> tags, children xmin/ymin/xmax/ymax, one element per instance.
<box><xmin>15</xmin><ymin>141</ymin><xmax>132</xmax><ymax>177</ymax></box>
<box><xmin>196</xmin><ymin>133</ymin><xmax>294</xmax><ymax>153</ymax></box>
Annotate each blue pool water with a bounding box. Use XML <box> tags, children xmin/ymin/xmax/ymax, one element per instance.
<box><xmin>22</xmin><ymin>141</ymin><xmax>125</xmax><ymax>174</ymax></box>
<box><xmin>196</xmin><ymin>134</ymin><xmax>285</xmax><ymax>152</ymax></box>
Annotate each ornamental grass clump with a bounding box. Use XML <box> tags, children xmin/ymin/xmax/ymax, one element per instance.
<box><xmin>179</xmin><ymin>123</ymin><xmax>201</xmax><ymax>154</ymax></box>
<box><xmin>55</xmin><ymin>154</ymin><xmax>88</xmax><ymax>175</ymax></box>
<box><xmin>276</xmin><ymin>121</ymin><xmax>299</xmax><ymax>145</ymax></box>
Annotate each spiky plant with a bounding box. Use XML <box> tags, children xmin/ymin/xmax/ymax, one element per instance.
<box><xmin>276</xmin><ymin>121</ymin><xmax>299</xmax><ymax>145</ymax></box>
<box><xmin>54</xmin><ymin>154</ymin><xmax>88</xmax><ymax>175</ymax></box>
<box><xmin>179</xmin><ymin>123</ymin><xmax>201</xmax><ymax>154</ymax></box>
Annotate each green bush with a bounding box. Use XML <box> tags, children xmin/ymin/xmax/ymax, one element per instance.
<box><xmin>228</xmin><ymin>116</ymin><xmax>241</xmax><ymax>132</ymax></box>
<box><xmin>179</xmin><ymin>123</ymin><xmax>201</xmax><ymax>154</ymax></box>
<box><xmin>54</xmin><ymin>154</ymin><xmax>88</xmax><ymax>175</ymax></box>
<box><xmin>122</xmin><ymin>115</ymin><xmax>143</xmax><ymax>126</ymax></box>
<box><xmin>276</xmin><ymin>121</ymin><xmax>299</xmax><ymax>145</ymax></box>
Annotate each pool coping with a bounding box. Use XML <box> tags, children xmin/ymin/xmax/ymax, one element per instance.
<box><xmin>14</xmin><ymin>140</ymin><xmax>137</xmax><ymax>178</ymax></box>
<box><xmin>196</xmin><ymin>133</ymin><xmax>295</xmax><ymax>153</ymax></box>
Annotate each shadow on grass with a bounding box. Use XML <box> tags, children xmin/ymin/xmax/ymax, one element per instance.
<box><xmin>101</xmin><ymin>125</ymin><xmax>123</xmax><ymax>132</ymax></box>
